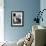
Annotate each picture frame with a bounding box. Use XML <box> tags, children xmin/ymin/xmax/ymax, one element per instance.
<box><xmin>11</xmin><ymin>11</ymin><xmax>24</xmax><ymax>27</ymax></box>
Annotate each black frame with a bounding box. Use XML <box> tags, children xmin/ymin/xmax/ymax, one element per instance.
<box><xmin>11</xmin><ymin>11</ymin><xmax>24</xmax><ymax>27</ymax></box>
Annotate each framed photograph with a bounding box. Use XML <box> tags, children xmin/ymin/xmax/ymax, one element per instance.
<box><xmin>11</xmin><ymin>11</ymin><xmax>24</xmax><ymax>27</ymax></box>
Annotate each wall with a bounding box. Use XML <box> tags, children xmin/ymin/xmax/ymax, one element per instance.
<box><xmin>4</xmin><ymin>0</ymin><xmax>40</xmax><ymax>42</ymax></box>
<box><xmin>40</xmin><ymin>0</ymin><xmax>46</xmax><ymax>27</ymax></box>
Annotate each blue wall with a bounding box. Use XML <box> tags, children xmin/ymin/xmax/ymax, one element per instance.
<box><xmin>4</xmin><ymin>0</ymin><xmax>40</xmax><ymax>42</ymax></box>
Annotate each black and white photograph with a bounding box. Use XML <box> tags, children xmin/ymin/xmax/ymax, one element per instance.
<box><xmin>11</xmin><ymin>11</ymin><xmax>24</xmax><ymax>27</ymax></box>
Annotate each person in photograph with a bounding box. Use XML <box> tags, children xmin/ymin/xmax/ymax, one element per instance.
<box><xmin>13</xmin><ymin>13</ymin><xmax>21</xmax><ymax>24</ymax></box>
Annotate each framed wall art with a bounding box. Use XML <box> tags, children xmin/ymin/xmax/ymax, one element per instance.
<box><xmin>11</xmin><ymin>11</ymin><xmax>24</xmax><ymax>27</ymax></box>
